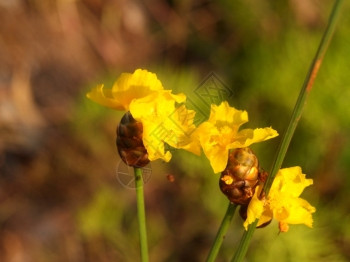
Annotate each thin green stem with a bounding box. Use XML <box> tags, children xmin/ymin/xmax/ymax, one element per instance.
<box><xmin>263</xmin><ymin>0</ymin><xmax>345</xmax><ymax>195</ymax></box>
<box><xmin>231</xmin><ymin>220</ymin><xmax>258</xmax><ymax>262</ymax></box>
<box><xmin>230</xmin><ymin>1</ymin><xmax>344</xmax><ymax>261</ymax></box>
<box><xmin>134</xmin><ymin>167</ymin><xmax>149</xmax><ymax>262</ymax></box>
<box><xmin>206</xmin><ymin>202</ymin><xmax>238</xmax><ymax>262</ymax></box>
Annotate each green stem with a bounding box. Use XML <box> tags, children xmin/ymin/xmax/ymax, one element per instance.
<box><xmin>206</xmin><ymin>203</ymin><xmax>238</xmax><ymax>262</ymax></box>
<box><xmin>263</xmin><ymin>0</ymin><xmax>345</xmax><ymax>195</ymax></box>
<box><xmin>230</xmin><ymin>1</ymin><xmax>344</xmax><ymax>262</ymax></box>
<box><xmin>231</xmin><ymin>220</ymin><xmax>258</xmax><ymax>262</ymax></box>
<box><xmin>134</xmin><ymin>167</ymin><xmax>149</xmax><ymax>262</ymax></box>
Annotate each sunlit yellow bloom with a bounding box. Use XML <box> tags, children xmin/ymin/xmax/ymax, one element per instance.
<box><xmin>86</xmin><ymin>69</ymin><xmax>199</xmax><ymax>162</ymax></box>
<box><xmin>86</xmin><ymin>69</ymin><xmax>164</xmax><ymax>111</ymax></box>
<box><xmin>243</xmin><ymin>166</ymin><xmax>316</xmax><ymax>232</ymax></box>
<box><xmin>195</xmin><ymin>101</ymin><xmax>278</xmax><ymax>173</ymax></box>
<box><xmin>130</xmin><ymin>91</ymin><xmax>200</xmax><ymax>161</ymax></box>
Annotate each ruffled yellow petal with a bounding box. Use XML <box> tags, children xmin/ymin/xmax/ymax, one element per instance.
<box><xmin>162</xmin><ymin>105</ymin><xmax>201</xmax><ymax>155</ymax></box>
<box><xmin>243</xmin><ymin>185</ymin><xmax>265</xmax><ymax>230</ymax></box>
<box><xmin>272</xmin><ymin>167</ymin><xmax>314</xmax><ymax>198</ymax></box>
<box><xmin>86</xmin><ymin>84</ymin><xmax>124</xmax><ymax>110</ymax></box>
<box><xmin>205</xmin><ymin>146</ymin><xmax>229</xmax><ymax>174</ymax></box>
<box><xmin>208</xmin><ymin>101</ymin><xmax>248</xmax><ymax>131</ymax></box>
<box><xmin>194</xmin><ymin>121</ymin><xmax>229</xmax><ymax>173</ymax></box>
<box><xmin>278</xmin><ymin>198</ymin><xmax>315</xmax><ymax>227</ymax></box>
<box><xmin>129</xmin><ymin>91</ymin><xmax>197</xmax><ymax>161</ymax></box>
<box><xmin>86</xmin><ymin>69</ymin><xmax>165</xmax><ymax>111</ymax></box>
<box><xmin>113</xmin><ymin>69</ymin><xmax>163</xmax><ymax>93</ymax></box>
<box><xmin>141</xmin><ymin>121</ymin><xmax>172</xmax><ymax>162</ymax></box>
<box><xmin>130</xmin><ymin>90</ymin><xmax>185</xmax><ymax>119</ymax></box>
<box><xmin>113</xmin><ymin>69</ymin><xmax>172</xmax><ymax>111</ymax></box>
<box><xmin>196</xmin><ymin>101</ymin><xmax>278</xmax><ymax>173</ymax></box>
<box><xmin>233</xmin><ymin>127</ymin><xmax>279</xmax><ymax>148</ymax></box>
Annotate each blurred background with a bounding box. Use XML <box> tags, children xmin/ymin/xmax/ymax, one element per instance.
<box><xmin>0</xmin><ymin>0</ymin><xmax>349</xmax><ymax>261</ymax></box>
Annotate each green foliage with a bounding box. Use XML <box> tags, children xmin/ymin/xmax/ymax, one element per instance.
<box><xmin>246</xmin><ymin>222</ymin><xmax>347</xmax><ymax>262</ymax></box>
<box><xmin>77</xmin><ymin>187</ymin><xmax>124</xmax><ymax>238</ymax></box>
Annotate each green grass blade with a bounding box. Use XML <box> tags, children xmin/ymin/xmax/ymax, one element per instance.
<box><xmin>230</xmin><ymin>0</ymin><xmax>345</xmax><ymax>261</ymax></box>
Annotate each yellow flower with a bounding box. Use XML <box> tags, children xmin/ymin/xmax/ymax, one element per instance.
<box><xmin>86</xmin><ymin>69</ymin><xmax>199</xmax><ymax>162</ymax></box>
<box><xmin>243</xmin><ymin>166</ymin><xmax>316</xmax><ymax>232</ymax></box>
<box><xmin>130</xmin><ymin>91</ymin><xmax>200</xmax><ymax>161</ymax></box>
<box><xmin>86</xmin><ymin>69</ymin><xmax>164</xmax><ymax>111</ymax></box>
<box><xmin>195</xmin><ymin>101</ymin><xmax>278</xmax><ymax>173</ymax></box>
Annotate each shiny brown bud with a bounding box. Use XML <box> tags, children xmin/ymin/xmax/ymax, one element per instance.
<box><xmin>116</xmin><ymin>111</ymin><xmax>150</xmax><ymax>167</ymax></box>
<box><xmin>219</xmin><ymin>148</ymin><xmax>260</xmax><ymax>205</ymax></box>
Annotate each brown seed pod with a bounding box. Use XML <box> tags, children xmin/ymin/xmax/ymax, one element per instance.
<box><xmin>219</xmin><ymin>148</ymin><xmax>260</xmax><ymax>205</ymax></box>
<box><xmin>116</xmin><ymin>111</ymin><xmax>150</xmax><ymax>167</ymax></box>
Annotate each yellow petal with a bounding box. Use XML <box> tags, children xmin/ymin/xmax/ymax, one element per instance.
<box><xmin>130</xmin><ymin>91</ymin><xmax>197</xmax><ymax>162</ymax></box>
<box><xmin>86</xmin><ymin>69</ymin><xmax>165</xmax><ymax>111</ymax></box>
<box><xmin>130</xmin><ymin>90</ymin><xmax>185</xmax><ymax>120</ymax></box>
<box><xmin>206</xmin><ymin>146</ymin><xmax>229</xmax><ymax>174</ymax></box>
<box><xmin>208</xmin><ymin>101</ymin><xmax>248</xmax><ymax>129</ymax></box>
<box><xmin>280</xmin><ymin>198</ymin><xmax>316</xmax><ymax>227</ymax></box>
<box><xmin>162</xmin><ymin>105</ymin><xmax>201</xmax><ymax>155</ymax></box>
<box><xmin>86</xmin><ymin>84</ymin><xmax>126</xmax><ymax>110</ymax></box>
<box><xmin>142</xmin><ymin>121</ymin><xmax>172</xmax><ymax>162</ymax></box>
<box><xmin>232</xmin><ymin>127</ymin><xmax>279</xmax><ymax>148</ymax></box>
<box><xmin>195</xmin><ymin>122</ymin><xmax>230</xmax><ymax>173</ymax></box>
<box><xmin>113</xmin><ymin>69</ymin><xmax>163</xmax><ymax>93</ymax></box>
<box><xmin>274</xmin><ymin>167</ymin><xmax>314</xmax><ymax>197</ymax></box>
<box><xmin>244</xmin><ymin>185</ymin><xmax>265</xmax><ymax>230</ymax></box>
<box><xmin>271</xmin><ymin>198</ymin><xmax>291</xmax><ymax>221</ymax></box>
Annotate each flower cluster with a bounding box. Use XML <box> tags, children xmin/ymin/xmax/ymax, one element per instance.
<box><xmin>87</xmin><ymin>68</ymin><xmax>315</xmax><ymax>231</ymax></box>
